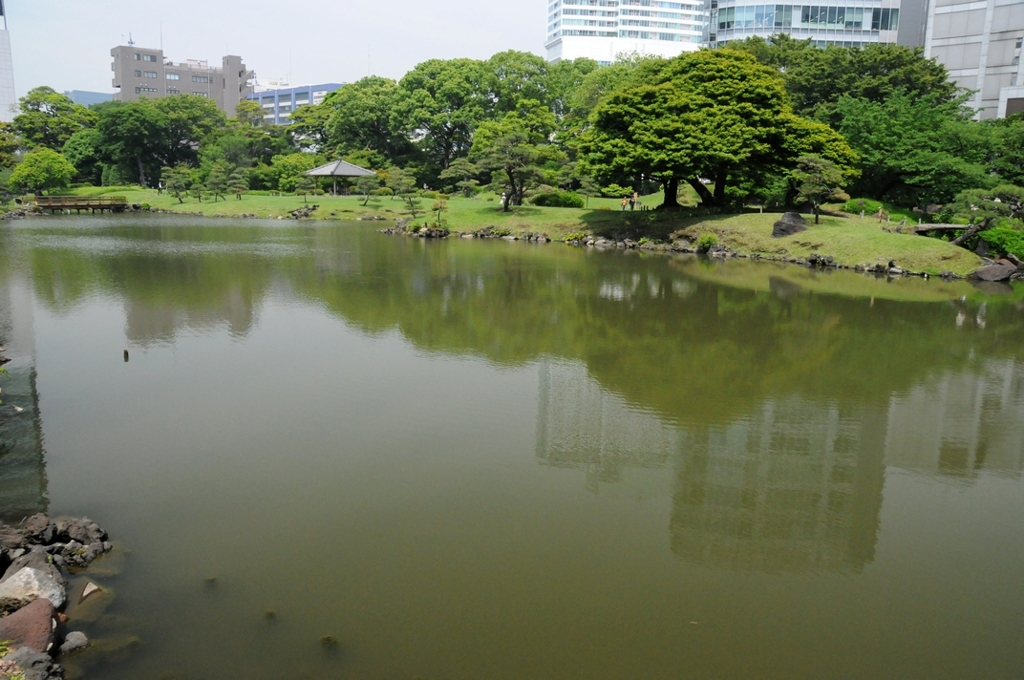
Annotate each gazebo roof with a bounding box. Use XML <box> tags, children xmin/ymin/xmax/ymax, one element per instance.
<box><xmin>305</xmin><ymin>160</ymin><xmax>376</xmax><ymax>177</ymax></box>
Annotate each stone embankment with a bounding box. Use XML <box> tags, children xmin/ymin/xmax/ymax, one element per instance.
<box><xmin>0</xmin><ymin>515</ymin><xmax>113</xmax><ymax>680</ymax></box>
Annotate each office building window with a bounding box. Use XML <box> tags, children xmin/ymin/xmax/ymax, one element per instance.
<box><xmin>135</xmin><ymin>86</ymin><xmax>158</xmax><ymax>94</ymax></box>
<box><xmin>194</xmin><ymin>92</ymin><xmax>208</xmax><ymax>97</ymax></box>
<box><xmin>134</xmin><ymin>70</ymin><xmax>142</xmax><ymax>77</ymax></box>
<box><xmin>144</xmin><ymin>71</ymin><xmax>158</xmax><ymax>78</ymax></box>
<box><xmin>134</xmin><ymin>53</ymin><xmax>141</xmax><ymax>60</ymax></box>
<box><xmin>167</xmin><ymin>88</ymin><xmax>180</xmax><ymax>94</ymax></box>
<box><xmin>192</xmin><ymin>75</ymin><xmax>210</xmax><ymax>83</ymax></box>
<box><xmin>143</xmin><ymin>54</ymin><xmax>157</xmax><ymax>62</ymax></box>
<box><xmin>166</xmin><ymin>73</ymin><xmax>180</xmax><ymax>80</ymax></box>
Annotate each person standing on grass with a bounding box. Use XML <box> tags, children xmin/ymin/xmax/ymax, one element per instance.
<box><xmin>629</xmin><ymin>196</ymin><xmax>635</xmax><ymax>211</ymax></box>
<box><xmin>633</xmin><ymin>191</ymin><xmax>639</xmax><ymax>210</ymax></box>
<box><xmin>621</xmin><ymin>197</ymin><xmax>628</xmax><ymax>211</ymax></box>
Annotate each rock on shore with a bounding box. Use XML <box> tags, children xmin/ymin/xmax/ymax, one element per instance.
<box><xmin>0</xmin><ymin>514</ymin><xmax>113</xmax><ymax>680</ymax></box>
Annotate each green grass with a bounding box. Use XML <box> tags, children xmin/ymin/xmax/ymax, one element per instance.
<box><xmin>54</xmin><ymin>188</ymin><xmax>982</xmax><ymax>275</ymax></box>
<box><xmin>672</xmin><ymin>212</ymin><xmax>982</xmax><ymax>276</ymax></box>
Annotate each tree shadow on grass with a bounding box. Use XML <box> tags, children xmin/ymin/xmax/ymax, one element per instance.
<box><xmin>580</xmin><ymin>207</ymin><xmax>755</xmax><ymax>241</ymax></box>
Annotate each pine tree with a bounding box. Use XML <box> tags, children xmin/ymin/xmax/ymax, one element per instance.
<box><xmin>205</xmin><ymin>164</ymin><xmax>229</xmax><ymax>202</ymax></box>
<box><xmin>228</xmin><ymin>167</ymin><xmax>249</xmax><ymax>200</ymax></box>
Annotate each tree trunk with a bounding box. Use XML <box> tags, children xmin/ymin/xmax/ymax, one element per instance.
<box><xmin>951</xmin><ymin>217</ymin><xmax>991</xmax><ymax>247</ymax></box>
<box><xmin>661</xmin><ymin>178</ymin><xmax>681</xmax><ymax>208</ymax></box>
<box><xmin>136</xmin><ymin>155</ymin><xmax>147</xmax><ymax>187</ymax></box>
<box><xmin>685</xmin><ymin>178</ymin><xmax>715</xmax><ymax>207</ymax></box>
<box><xmin>713</xmin><ymin>166</ymin><xmax>728</xmax><ymax>206</ymax></box>
<box><xmin>814</xmin><ymin>204</ymin><xmax>820</xmax><ymax>224</ymax></box>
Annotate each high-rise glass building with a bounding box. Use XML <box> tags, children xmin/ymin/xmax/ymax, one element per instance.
<box><xmin>0</xmin><ymin>1</ymin><xmax>16</xmax><ymax>123</ymax></box>
<box><xmin>545</xmin><ymin>0</ymin><xmax>706</xmax><ymax>64</ymax></box>
<box><xmin>707</xmin><ymin>0</ymin><xmax>903</xmax><ymax>48</ymax></box>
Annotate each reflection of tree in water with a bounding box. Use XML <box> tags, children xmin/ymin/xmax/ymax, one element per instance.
<box><xmin>0</xmin><ymin>275</ymin><xmax>48</xmax><ymax>521</ymax></box>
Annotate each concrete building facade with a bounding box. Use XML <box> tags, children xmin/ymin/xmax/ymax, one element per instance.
<box><xmin>924</xmin><ymin>0</ymin><xmax>1024</xmax><ymax>118</ymax></box>
<box><xmin>247</xmin><ymin>83</ymin><xmax>344</xmax><ymax>125</ymax></box>
<box><xmin>111</xmin><ymin>45</ymin><xmax>254</xmax><ymax>115</ymax></box>
<box><xmin>0</xmin><ymin>1</ymin><xmax>16</xmax><ymax>123</ymax></box>
<box><xmin>545</xmin><ymin>0</ymin><xmax>706</xmax><ymax>64</ymax></box>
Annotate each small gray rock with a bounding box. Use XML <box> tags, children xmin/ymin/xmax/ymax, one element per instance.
<box><xmin>772</xmin><ymin>212</ymin><xmax>807</xmax><ymax>237</ymax></box>
<box><xmin>59</xmin><ymin>631</ymin><xmax>89</xmax><ymax>655</ymax></box>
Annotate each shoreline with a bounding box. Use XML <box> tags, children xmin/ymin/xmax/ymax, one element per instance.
<box><xmin>3</xmin><ymin>195</ymin><xmax>1008</xmax><ymax>279</ymax></box>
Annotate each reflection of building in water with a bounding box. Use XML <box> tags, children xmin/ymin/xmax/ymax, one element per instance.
<box><xmin>536</xmin><ymin>360</ymin><xmax>885</xmax><ymax>573</ymax></box>
<box><xmin>884</xmin><ymin>360</ymin><xmax>1024</xmax><ymax>479</ymax></box>
<box><xmin>124</xmin><ymin>286</ymin><xmax>259</xmax><ymax>345</ymax></box>
<box><xmin>0</xmin><ymin>275</ymin><xmax>49</xmax><ymax>520</ymax></box>
<box><xmin>536</xmin><ymin>360</ymin><xmax>684</xmax><ymax>489</ymax></box>
<box><xmin>670</xmin><ymin>400</ymin><xmax>886</xmax><ymax>573</ymax></box>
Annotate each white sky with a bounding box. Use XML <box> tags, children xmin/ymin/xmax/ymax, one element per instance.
<box><xmin>6</xmin><ymin>0</ymin><xmax>544</xmax><ymax>98</ymax></box>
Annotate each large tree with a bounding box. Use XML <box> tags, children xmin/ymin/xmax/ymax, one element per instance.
<box><xmin>326</xmin><ymin>77</ymin><xmax>413</xmax><ymax>163</ymax></box>
<box><xmin>579</xmin><ymin>49</ymin><xmax>795</xmax><ymax>208</ymax></box>
<box><xmin>731</xmin><ymin>37</ymin><xmax>961</xmax><ymax>122</ymax></box>
<box><xmin>95</xmin><ymin>100</ymin><xmax>169</xmax><ymax>186</ymax></box>
<box><xmin>392</xmin><ymin>58</ymin><xmax>490</xmax><ymax>170</ymax></box>
<box><xmin>12</xmin><ymin>87</ymin><xmax>98</xmax><ymax>151</ymax></box>
<box><xmin>835</xmin><ymin>91</ymin><xmax>990</xmax><ymax>205</ymax></box>
<box><xmin>486</xmin><ymin>50</ymin><xmax>552</xmax><ymax>114</ymax></box>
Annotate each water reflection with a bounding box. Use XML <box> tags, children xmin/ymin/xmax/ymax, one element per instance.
<box><xmin>1</xmin><ymin>219</ymin><xmax>1023</xmax><ymax>678</ymax></box>
<box><xmin>0</xmin><ymin>271</ymin><xmax>48</xmax><ymax>520</ymax></box>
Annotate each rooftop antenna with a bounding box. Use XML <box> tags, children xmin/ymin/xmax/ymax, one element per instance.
<box><xmin>128</xmin><ymin>32</ymin><xmax>135</xmax><ymax>46</ymax></box>
<box><xmin>160</xmin><ymin>22</ymin><xmax>163</xmax><ymax>51</ymax></box>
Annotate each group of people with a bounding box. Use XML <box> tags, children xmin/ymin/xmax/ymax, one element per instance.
<box><xmin>620</xmin><ymin>192</ymin><xmax>641</xmax><ymax>211</ymax></box>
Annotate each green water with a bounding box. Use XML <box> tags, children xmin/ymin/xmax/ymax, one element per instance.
<box><xmin>0</xmin><ymin>216</ymin><xmax>1022</xmax><ymax>680</ymax></box>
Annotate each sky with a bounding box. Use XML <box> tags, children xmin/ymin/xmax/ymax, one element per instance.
<box><xmin>5</xmin><ymin>0</ymin><xmax>544</xmax><ymax>98</ymax></box>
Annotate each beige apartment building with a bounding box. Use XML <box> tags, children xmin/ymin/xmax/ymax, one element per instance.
<box><xmin>111</xmin><ymin>45</ymin><xmax>254</xmax><ymax>115</ymax></box>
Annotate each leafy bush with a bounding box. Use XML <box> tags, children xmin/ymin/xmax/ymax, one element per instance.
<box><xmin>979</xmin><ymin>226</ymin><xmax>1024</xmax><ymax>258</ymax></box>
<box><xmin>419</xmin><ymin>190</ymin><xmax>440</xmax><ymax>199</ymax></box>
<box><xmin>531</xmin><ymin>191</ymin><xmax>585</xmax><ymax>208</ymax></box>
<box><xmin>600</xmin><ymin>183</ymin><xmax>632</xmax><ymax>198</ymax></box>
<box><xmin>696</xmin><ymin>232</ymin><xmax>718</xmax><ymax>252</ymax></box>
<box><xmin>370</xmin><ymin>187</ymin><xmax>394</xmax><ymax>196</ymax></box>
<box><xmin>563</xmin><ymin>232</ymin><xmax>588</xmax><ymax>242</ymax></box>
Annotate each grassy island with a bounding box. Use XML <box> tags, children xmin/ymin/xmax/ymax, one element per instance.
<box><xmin>51</xmin><ymin>187</ymin><xmax>984</xmax><ymax>276</ymax></box>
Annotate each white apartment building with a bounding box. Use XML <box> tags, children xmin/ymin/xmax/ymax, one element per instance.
<box><xmin>924</xmin><ymin>0</ymin><xmax>1024</xmax><ymax>118</ymax></box>
<box><xmin>545</xmin><ymin>0</ymin><xmax>706</xmax><ymax>64</ymax></box>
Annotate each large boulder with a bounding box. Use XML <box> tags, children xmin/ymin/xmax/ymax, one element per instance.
<box><xmin>3</xmin><ymin>549</ymin><xmax>65</xmax><ymax>587</ymax></box>
<box><xmin>0</xmin><ymin>525</ymin><xmax>24</xmax><ymax>551</ymax></box>
<box><xmin>970</xmin><ymin>264</ymin><xmax>1016</xmax><ymax>282</ymax></box>
<box><xmin>22</xmin><ymin>515</ymin><xmax>55</xmax><ymax>545</ymax></box>
<box><xmin>772</xmin><ymin>212</ymin><xmax>807</xmax><ymax>237</ymax></box>
<box><xmin>52</xmin><ymin>518</ymin><xmax>106</xmax><ymax>546</ymax></box>
<box><xmin>0</xmin><ymin>646</ymin><xmax>64</xmax><ymax>680</ymax></box>
<box><xmin>0</xmin><ymin>598</ymin><xmax>58</xmax><ymax>654</ymax></box>
<box><xmin>0</xmin><ymin>567</ymin><xmax>66</xmax><ymax>611</ymax></box>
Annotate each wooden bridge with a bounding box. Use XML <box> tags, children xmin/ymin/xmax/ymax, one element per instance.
<box><xmin>34</xmin><ymin>196</ymin><xmax>128</xmax><ymax>214</ymax></box>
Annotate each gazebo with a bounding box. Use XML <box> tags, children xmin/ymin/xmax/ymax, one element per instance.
<box><xmin>305</xmin><ymin>159</ymin><xmax>376</xmax><ymax>195</ymax></box>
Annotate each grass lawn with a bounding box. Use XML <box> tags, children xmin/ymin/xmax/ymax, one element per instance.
<box><xmin>62</xmin><ymin>187</ymin><xmax>983</xmax><ymax>276</ymax></box>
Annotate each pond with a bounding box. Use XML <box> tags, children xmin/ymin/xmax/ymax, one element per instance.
<box><xmin>0</xmin><ymin>216</ymin><xmax>1022</xmax><ymax>680</ymax></box>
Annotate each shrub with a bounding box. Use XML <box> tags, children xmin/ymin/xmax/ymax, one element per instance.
<box><xmin>370</xmin><ymin>187</ymin><xmax>394</xmax><ymax>196</ymax></box>
<box><xmin>419</xmin><ymin>190</ymin><xmax>440</xmax><ymax>199</ymax></box>
<box><xmin>696</xmin><ymin>232</ymin><xmax>718</xmax><ymax>252</ymax></box>
<box><xmin>979</xmin><ymin>226</ymin><xmax>1024</xmax><ymax>258</ymax></box>
<box><xmin>563</xmin><ymin>232</ymin><xmax>588</xmax><ymax>242</ymax></box>
<box><xmin>531</xmin><ymin>191</ymin><xmax>585</xmax><ymax>208</ymax></box>
<box><xmin>140</xmin><ymin>203</ymin><xmax>151</xmax><ymax>211</ymax></box>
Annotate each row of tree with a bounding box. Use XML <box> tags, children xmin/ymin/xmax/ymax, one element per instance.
<box><xmin>3</xmin><ymin>41</ymin><xmax>1024</xmax><ymax>221</ymax></box>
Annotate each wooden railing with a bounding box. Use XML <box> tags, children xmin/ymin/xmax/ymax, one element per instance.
<box><xmin>34</xmin><ymin>196</ymin><xmax>128</xmax><ymax>213</ymax></box>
